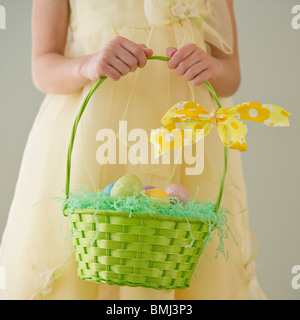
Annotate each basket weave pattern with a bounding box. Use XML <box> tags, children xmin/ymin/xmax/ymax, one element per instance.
<box><xmin>68</xmin><ymin>209</ymin><xmax>212</xmax><ymax>290</ymax></box>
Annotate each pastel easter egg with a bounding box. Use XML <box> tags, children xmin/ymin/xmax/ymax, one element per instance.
<box><xmin>143</xmin><ymin>186</ymin><xmax>155</xmax><ymax>191</ymax></box>
<box><xmin>144</xmin><ymin>188</ymin><xmax>170</xmax><ymax>204</ymax></box>
<box><xmin>110</xmin><ymin>174</ymin><xmax>143</xmax><ymax>198</ymax></box>
<box><xmin>164</xmin><ymin>184</ymin><xmax>190</xmax><ymax>204</ymax></box>
<box><xmin>103</xmin><ymin>182</ymin><xmax>115</xmax><ymax>196</ymax></box>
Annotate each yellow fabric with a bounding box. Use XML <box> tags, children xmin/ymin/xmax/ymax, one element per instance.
<box><xmin>151</xmin><ymin>101</ymin><xmax>291</xmax><ymax>156</ymax></box>
<box><xmin>0</xmin><ymin>0</ymin><xmax>268</xmax><ymax>300</ymax></box>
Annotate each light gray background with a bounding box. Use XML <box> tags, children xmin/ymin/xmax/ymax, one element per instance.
<box><xmin>0</xmin><ymin>0</ymin><xmax>299</xmax><ymax>300</ymax></box>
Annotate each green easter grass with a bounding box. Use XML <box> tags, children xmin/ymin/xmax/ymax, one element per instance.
<box><xmin>65</xmin><ymin>187</ymin><xmax>222</xmax><ymax>219</ymax></box>
<box><xmin>62</xmin><ymin>187</ymin><xmax>232</xmax><ymax>259</ymax></box>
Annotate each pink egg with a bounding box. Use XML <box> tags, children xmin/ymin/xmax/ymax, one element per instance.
<box><xmin>164</xmin><ymin>184</ymin><xmax>190</xmax><ymax>204</ymax></box>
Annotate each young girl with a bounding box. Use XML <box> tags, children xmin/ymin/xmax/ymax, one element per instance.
<box><xmin>0</xmin><ymin>0</ymin><xmax>267</xmax><ymax>300</ymax></box>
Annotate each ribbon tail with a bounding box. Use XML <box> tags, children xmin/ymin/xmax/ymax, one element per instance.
<box><xmin>228</xmin><ymin>102</ymin><xmax>291</xmax><ymax>127</ymax></box>
<box><xmin>217</xmin><ymin>117</ymin><xmax>248</xmax><ymax>152</ymax></box>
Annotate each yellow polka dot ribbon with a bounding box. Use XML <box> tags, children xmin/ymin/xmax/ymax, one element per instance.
<box><xmin>150</xmin><ymin>101</ymin><xmax>291</xmax><ymax>157</ymax></box>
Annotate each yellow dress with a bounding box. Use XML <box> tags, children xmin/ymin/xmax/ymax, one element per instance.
<box><xmin>0</xmin><ymin>0</ymin><xmax>267</xmax><ymax>300</ymax></box>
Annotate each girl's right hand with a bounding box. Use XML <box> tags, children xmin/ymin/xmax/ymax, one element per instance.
<box><xmin>81</xmin><ymin>36</ymin><xmax>153</xmax><ymax>82</ymax></box>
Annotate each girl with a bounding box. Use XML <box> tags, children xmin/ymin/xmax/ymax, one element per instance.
<box><xmin>0</xmin><ymin>0</ymin><xmax>266</xmax><ymax>300</ymax></box>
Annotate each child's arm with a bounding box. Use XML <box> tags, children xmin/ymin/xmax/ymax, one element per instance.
<box><xmin>32</xmin><ymin>0</ymin><xmax>152</xmax><ymax>95</ymax></box>
<box><xmin>166</xmin><ymin>0</ymin><xmax>240</xmax><ymax>97</ymax></box>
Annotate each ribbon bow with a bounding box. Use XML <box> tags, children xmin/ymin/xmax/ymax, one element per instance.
<box><xmin>150</xmin><ymin>101</ymin><xmax>291</xmax><ymax>157</ymax></box>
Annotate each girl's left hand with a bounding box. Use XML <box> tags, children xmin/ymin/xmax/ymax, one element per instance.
<box><xmin>166</xmin><ymin>44</ymin><xmax>223</xmax><ymax>86</ymax></box>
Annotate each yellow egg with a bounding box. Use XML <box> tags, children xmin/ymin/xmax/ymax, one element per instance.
<box><xmin>110</xmin><ymin>174</ymin><xmax>143</xmax><ymax>198</ymax></box>
<box><xmin>144</xmin><ymin>188</ymin><xmax>170</xmax><ymax>204</ymax></box>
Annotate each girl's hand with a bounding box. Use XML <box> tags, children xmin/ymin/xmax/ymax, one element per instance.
<box><xmin>166</xmin><ymin>44</ymin><xmax>224</xmax><ymax>86</ymax></box>
<box><xmin>82</xmin><ymin>36</ymin><xmax>153</xmax><ymax>82</ymax></box>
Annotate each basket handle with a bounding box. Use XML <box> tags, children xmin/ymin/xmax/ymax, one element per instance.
<box><xmin>64</xmin><ymin>56</ymin><xmax>227</xmax><ymax>214</ymax></box>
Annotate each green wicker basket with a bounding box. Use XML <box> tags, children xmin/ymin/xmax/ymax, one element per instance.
<box><xmin>64</xmin><ymin>209</ymin><xmax>213</xmax><ymax>289</ymax></box>
<box><xmin>63</xmin><ymin>56</ymin><xmax>228</xmax><ymax>290</ymax></box>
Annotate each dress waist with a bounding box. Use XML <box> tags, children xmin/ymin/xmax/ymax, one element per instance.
<box><xmin>67</xmin><ymin>0</ymin><xmax>233</xmax><ymax>57</ymax></box>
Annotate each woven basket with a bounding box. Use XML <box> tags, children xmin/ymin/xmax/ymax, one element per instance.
<box><xmin>63</xmin><ymin>56</ymin><xmax>228</xmax><ymax>290</ymax></box>
<box><xmin>65</xmin><ymin>209</ymin><xmax>213</xmax><ymax>289</ymax></box>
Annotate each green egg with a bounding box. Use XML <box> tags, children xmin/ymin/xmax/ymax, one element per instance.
<box><xmin>110</xmin><ymin>174</ymin><xmax>143</xmax><ymax>198</ymax></box>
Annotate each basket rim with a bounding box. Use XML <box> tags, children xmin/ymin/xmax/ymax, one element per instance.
<box><xmin>64</xmin><ymin>207</ymin><xmax>216</xmax><ymax>224</ymax></box>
